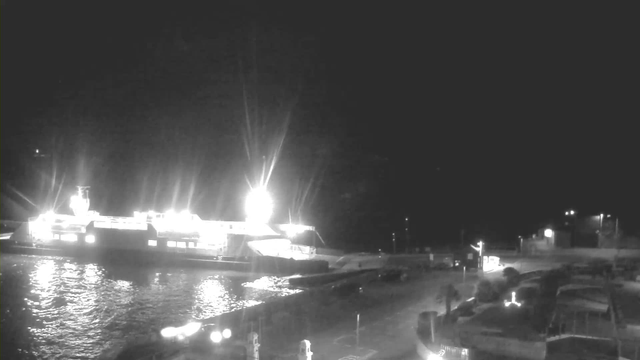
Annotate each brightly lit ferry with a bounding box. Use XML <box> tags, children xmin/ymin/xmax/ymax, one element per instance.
<box><xmin>2</xmin><ymin>187</ymin><xmax>331</xmax><ymax>274</ymax></box>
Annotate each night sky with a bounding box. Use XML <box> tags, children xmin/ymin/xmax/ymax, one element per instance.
<box><xmin>2</xmin><ymin>2</ymin><xmax>638</xmax><ymax>251</ymax></box>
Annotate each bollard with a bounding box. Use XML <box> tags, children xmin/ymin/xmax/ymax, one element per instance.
<box><xmin>356</xmin><ymin>313</ymin><xmax>360</xmax><ymax>348</ymax></box>
<box><xmin>247</xmin><ymin>332</ymin><xmax>259</xmax><ymax>360</ymax></box>
<box><xmin>298</xmin><ymin>339</ymin><xmax>312</xmax><ymax>360</ymax></box>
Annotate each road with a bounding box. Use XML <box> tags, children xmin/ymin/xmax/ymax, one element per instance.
<box><xmin>259</xmin><ymin>255</ymin><xmax>561</xmax><ymax>360</ymax></box>
<box><xmin>260</xmin><ymin>269</ymin><xmax>484</xmax><ymax>360</ymax></box>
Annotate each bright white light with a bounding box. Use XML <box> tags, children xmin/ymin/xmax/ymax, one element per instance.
<box><xmin>245</xmin><ymin>187</ymin><xmax>273</xmax><ymax>223</ymax></box>
<box><xmin>222</xmin><ymin>328</ymin><xmax>232</xmax><ymax>339</ymax></box>
<box><xmin>35</xmin><ymin>149</ymin><xmax>40</xmax><ymax>154</ymax></box>
<box><xmin>44</xmin><ymin>211</ymin><xmax>55</xmax><ymax>223</ymax></box>
<box><xmin>85</xmin><ymin>234</ymin><xmax>95</xmax><ymax>243</ymax></box>
<box><xmin>427</xmin><ymin>350</ymin><xmax>444</xmax><ymax>360</ymax></box>
<box><xmin>466</xmin><ymin>297</ymin><xmax>475</xmax><ymax>302</ymax></box>
<box><xmin>180</xmin><ymin>210</ymin><xmax>191</xmax><ymax>216</ymax></box>
<box><xmin>565</xmin><ymin>211</ymin><xmax>569</xmax><ymax>215</ymax></box>
<box><xmin>182</xmin><ymin>322</ymin><xmax>201</xmax><ymax>337</ymax></box>
<box><xmin>570</xmin><ymin>210</ymin><xmax>575</xmax><ymax>215</ymax></box>
<box><xmin>167</xmin><ymin>241</ymin><xmax>176</xmax><ymax>248</ymax></box>
<box><xmin>70</xmin><ymin>194</ymin><xmax>89</xmax><ymax>216</ymax></box>
<box><xmin>210</xmin><ymin>331</ymin><xmax>222</xmax><ymax>343</ymax></box>
<box><xmin>544</xmin><ymin>229</ymin><xmax>553</xmax><ymax>238</ymax></box>
<box><xmin>60</xmin><ymin>233</ymin><xmax>77</xmax><ymax>242</ymax></box>
<box><xmin>166</xmin><ymin>209</ymin><xmax>176</xmax><ymax>216</ymax></box>
<box><xmin>504</xmin><ymin>291</ymin><xmax>521</xmax><ymax>307</ymax></box>
<box><xmin>281</xmin><ymin>224</ymin><xmax>308</xmax><ymax>237</ymax></box>
<box><xmin>148</xmin><ymin>240</ymin><xmax>157</xmax><ymax>247</ymax></box>
<box><xmin>177</xmin><ymin>242</ymin><xmax>186</xmax><ymax>248</ymax></box>
<box><xmin>161</xmin><ymin>327</ymin><xmax>179</xmax><ymax>338</ymax></box>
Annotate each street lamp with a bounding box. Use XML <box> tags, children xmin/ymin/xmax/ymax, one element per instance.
<box><xmin>471</xmin><ymin>240</ymin><xmax>484</xmax><ymax>270</ymax></box>
<box><xmin>518</xmin><ymin>235</ymin><xmax>523</xmax><ymax>254</ymax></box>
<box><xmin>245</xmin><ymin>187</ymin><xmax>273</xmax><ymax>223</ymax></box>
<box><xmin>564</xmin><ymin>210</ymin><xmax>577</xmax><ymax>247</ymax></box>
<box><xmin>405</xmin><ymin>217</ymin><xmax>410</xmax><ymax>254</ymax></box>
<box><xmin>392</xmin><ymin>232</ymin><xmax>396</xmax><ymax>254</ymax></box>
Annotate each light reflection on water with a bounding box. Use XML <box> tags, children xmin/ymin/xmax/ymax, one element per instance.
<box><xmin>0</xmin><ymin>254</ymin><xmax>298</xmax><ymax>359</ymax></box>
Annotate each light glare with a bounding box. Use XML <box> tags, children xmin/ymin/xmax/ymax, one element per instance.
<box><xmin>222</xmin><ymin>328</ymin><xmax>232</xmax><ymax>339</ymax></box>
<box><xmin>85</xmin><ymin>234</ymin><xmax>96</xmax><ymax>243</ymax></box>
<box><xmin>544</xmin><ymin>229</ymin><xmax>553</xmax><ymax>238</ymax></box>
<box><xmin>210</xmin><ymin>331</ymin><xmax>222</xmax><ymax>343</ymax></box>
<box><xmin>60</xmin><ymin>233</ymin><xmax>78</xmax><ymax>242</ymax></box>
<box><xmin>245</xmin><ymin>187</ymin><xmax>273</xmax><ymax>223</ymax></box>
<box><xmin>161</xmin><ymin>327</ymin><xmax>178</xmax><ymax>338</ymax></box>
<box><xmin>504</xmin><ymin>291</ymin><xmax>521</xmax><ymax>307</ymax></box>
<box><xmin>182</xmin><ymin>322</ymin><xmax>201</xmax><ymax>336</ymax></box>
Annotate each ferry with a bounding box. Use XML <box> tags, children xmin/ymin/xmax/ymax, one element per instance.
<box><xmin>2</xmin><ymin>186</ymin><xmax>331</xmax><ymax>275</ymax></box>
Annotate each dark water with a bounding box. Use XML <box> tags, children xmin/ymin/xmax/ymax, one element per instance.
<box><xmin>0</xmin><ymin>254</ymin><xmax>299</xmax><ymax>359</ymax></box>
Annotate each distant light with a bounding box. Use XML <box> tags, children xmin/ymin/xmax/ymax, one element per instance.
<box><xmin>148</xmin><ymin>240</ymin><xmax>157</xmax><ymax>247</ymax></box>
<box><xmin>504</xmin><ymin>291</ymin><xmax>521</xmax><ymax>307</ymax></box>
<box><xmin>161</xmin><ymin>327</ymin><xmax>178</xmax><ymax>338</ymax></box>
<box><xmin>607</xmin><ymin>214</ymin><xmax>611</xmax><ymax>218</ymax></box>
<box><xmin>405</xmin><ymin>217</ymin><xmax>409</xmax><ymax>221</ymax></box>
<box><xmin>281</xmin><ymin>223</ymin><xmax>308</xmax><ymax>237</ymax></box>
<box><xmin>222</xmin><ymin>328</ymin><xmax>232</xmax><ymax>339</ymax></box>
<box><xmin>85</xmin><ymin>234</ymin><xmax>96</xmax><ymax>243</ymax></box>
<box><xmin>565</xmin><ymin>211</ymin><xmax>569</xmax><ymax>215</ymax></box>
<box><xmin>167</xmin><ymin>241</ymin><xmax>176</xmax><ymax>248</ymax></box>
<box><xmin>182</xmin><ymin>322</ymin><xmax>201</xmax><ymax>337</ymax></box>
<box><xmin>35</xmin><ymin>149</ymin><xmax>39</xmax><ymax>154</ymax></box>
<box><xmin>210</xmin><ymin>331</ymin><xmax>222</xmax><ymax>343</ymax></box>
<box><xmin>245</xmin><ymin>187</ymin><xmax>273</xmax><ymax>223</ymax></box>
<box><xmin>544</xmin><ymin>229</ymin><xmax>553</xmax><ymax>238</ymax></box>
<box><xmin>570</xmin><ymin>210</ymin><xmax>575</xmax><ymax>215</ymax></box>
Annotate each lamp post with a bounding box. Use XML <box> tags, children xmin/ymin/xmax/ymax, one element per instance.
<box><xmin>564</xmin><ymin>210</ymin><xmax>576</xmax><ymax>247</ymax></box>
<box><xmin>392</xmin><ymin>232</ymin><xmax>396</xmax><ymax>254</ymax></box>
<box><xmin>518</xmin><ymin>236</ymin><xmax>523</xmax><ymax>254</ymax></box>
<box><xmin>471</xmin><ymin>240</ymin><xmax>483</xmax><ymax>271</ymax></box>
<box><xmin>404</xmin><ymin>217</ymin><xmax>410</xmax><ymax>254</ymax></box>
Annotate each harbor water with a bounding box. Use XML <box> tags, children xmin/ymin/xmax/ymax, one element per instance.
<box><xmin>0</xmin><ymin>254</ymin><xmax>299</xmax><ymax>359</ymax></box>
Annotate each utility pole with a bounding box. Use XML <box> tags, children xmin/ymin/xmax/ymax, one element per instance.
<box><xmin>392</xmin><ymin>232</ymin><xmax>397</xmax><ymax>254</ymax></box>
<box><xmin>404</xmin><ymin>217</ymin><xmax>410</xmax><ymax>254</ymax></box>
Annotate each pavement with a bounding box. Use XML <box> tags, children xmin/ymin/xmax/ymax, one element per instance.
<box><xmin>260</xmin><ymin>269</ymin><xmax>486</xmax><ymax>360</ymax></box>
<box><xmin>258</xmin><ymin>255</ymin><xmax>567</xmax><ymax>360</ymax></box>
